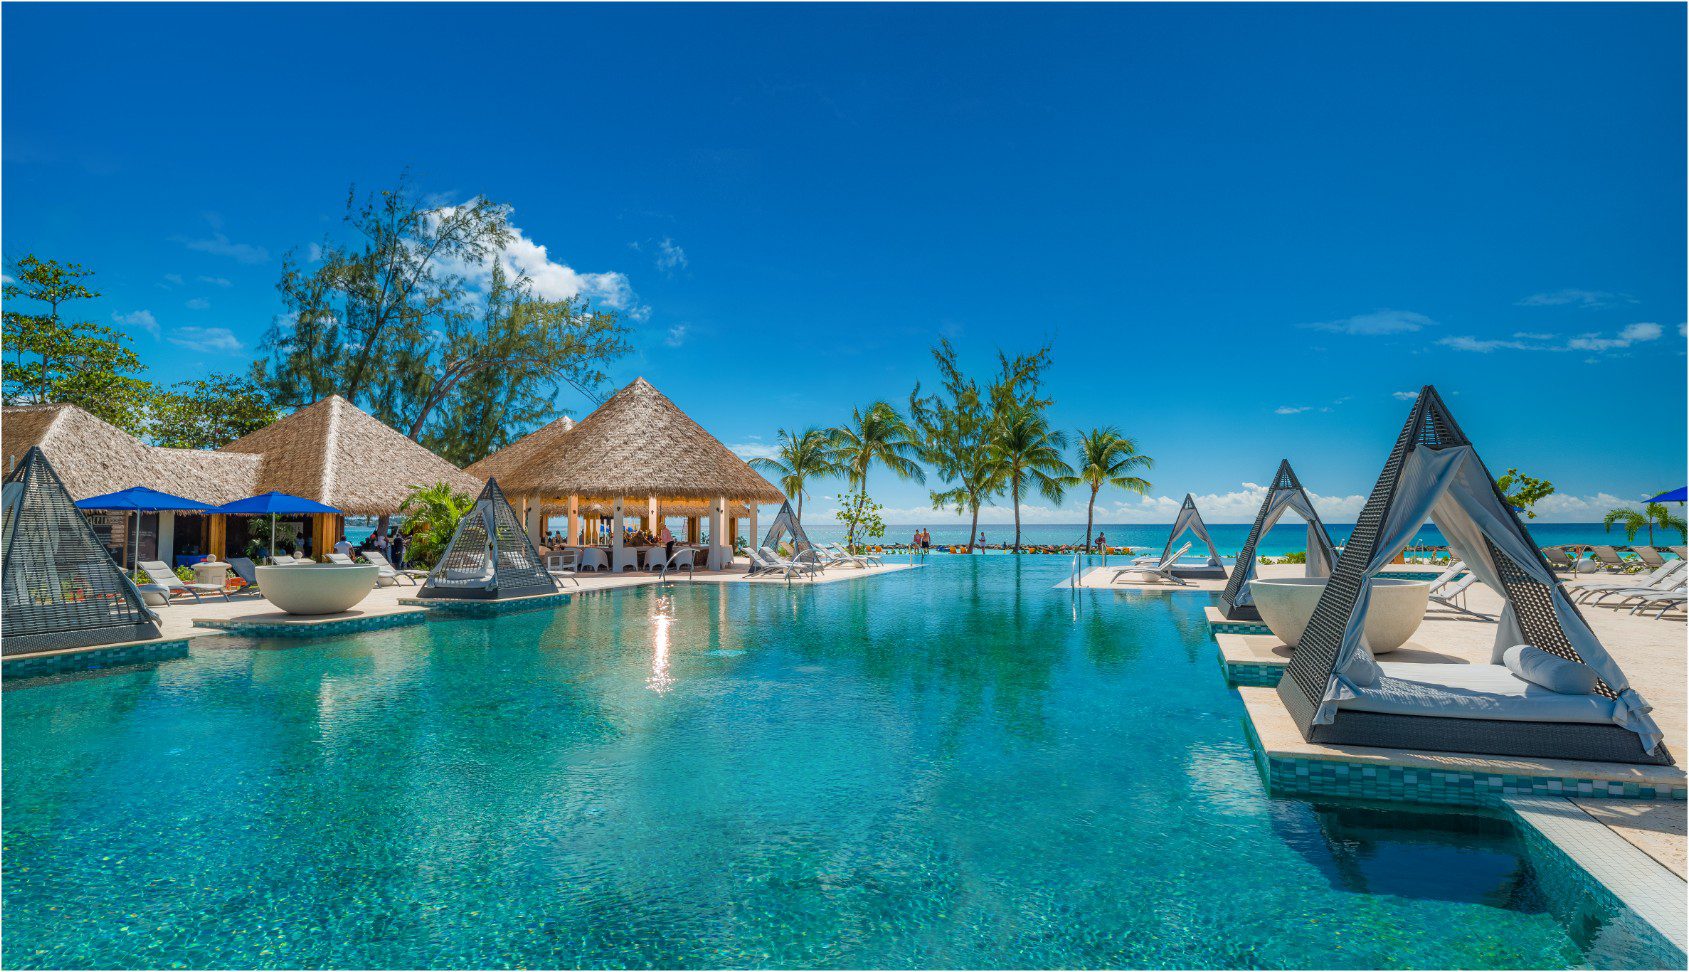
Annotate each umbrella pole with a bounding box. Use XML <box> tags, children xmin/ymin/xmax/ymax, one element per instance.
<box><xmin>269</xmin><ymin>513</ymin><xmax>277</xmax><ymax>561</ymax></box>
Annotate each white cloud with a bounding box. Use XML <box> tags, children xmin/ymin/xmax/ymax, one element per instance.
<box><xmin>178</xmin><ymin>229</ymin><xmax>269</xmax><ymax>265</ymax></box>
<box><xmin>1439</xmin><ymin>322</ymin><xmax>1663</xmax><ymax>356</ymax></box>
<box><xmin>655</xmin><ymin>237</ymin><xmax>687</xmax><ymax>273</ymax></box>
<box><xmin>1274</xmin><ymin>405</ymin><xmax>1311</xmax><ymax>415</ymax></box>
<box><xmin>436</xmin><ymin>204</ymin><xmax>646</xmax><ymax>320</ymax></box>
<box><xmin>664</xmin><ymin>323</ymin><xmax>689</xmax><ymax>347</ymax></box>
<box><xmin>162</xmin><ymin>273</ymin><xmax>184</xmax><ymax>286</ymax></box>
<box><xmin>305</xmin><ymin>242</ymin><xmax>324</xmax><ymax>263</ymax></box>
<box><xmin>196</xmin><ymin>275</ymin><xmax>233</xmax><ymax>287</ymax></box>
<box><xmin>185</xmin><ymin>297</ymin><xmax>210</xmax><ymax>310</ymax></box>
<box><xmin>1392</xmin><ymin>390</ymin><xmax>1420</xmax><ymax>401</ymax></box>
<box><xmin>1300</xmin><ymin>309</ymin><xmax>1432</xmax><ymax>336</ymax></box>
<box><xmin>112</xmin><ymin>309</ymin><xmax>159</xmax><ymax>338</ymax></box>
<box><xmin>167</xmin><ymin>326</ymin><xmax>244</xmax><ymax>353</ymax></box>
<box><xmin>729</xmin><ymin>442</ymin><xmax>779</xmax><ymax>461</ymax></box>
<box><xmin>1517</xmin><ymin>289</ymin><xmax>1632</xmax><ymax>308</ymax></box>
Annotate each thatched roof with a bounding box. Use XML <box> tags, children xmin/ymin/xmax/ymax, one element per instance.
<box><xmin>498</xmin><ymin>378</ymin><xmax>784</xmax><ymax>503</ymax></box>
<box><xmin>464</xmin><ymin>415</ymin><xmax>575</xmax><ymax>483</ymax></box>
<box><xmin>220</xmin><ymin>396</ymin><xmax>483</xmax><ymax>515</ymax></box>
<box><xmin>2</xmin><ymin>404</ymin><xmax>262</xmax><ymax>505</ymax></box>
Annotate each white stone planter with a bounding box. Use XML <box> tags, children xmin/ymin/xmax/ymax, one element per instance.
<box><xmin>1247</xmin><ymin>576</ymin><xmax>1430</xmax><ymax>653</ymax></box>
<box><xmin>255</xmin><ymin>564</ymin><xmax>379</xmax><ymax>615</ymax></box>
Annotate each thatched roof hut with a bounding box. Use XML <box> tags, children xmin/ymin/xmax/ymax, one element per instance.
<box><xmin>464</xmin><ymin>415</ymin><xmax>574</xmax><ymax>484</ymax></box>
<box><xmin>220</xmin><ymin>396</ymin><xmax>483</xmax><ymax>515</ymax></box>
<box><xmin>496</xmin><ymin>378</ymin><xmax>784</xmax><ymax>505</ymax></box>
<box><xmin>2</xmin><ymin>404</ymin><xmax>261</xmax><ymax>505</ymax></box>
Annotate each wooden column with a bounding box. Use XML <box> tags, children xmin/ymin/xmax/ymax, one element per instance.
<box><xmin>567</xmin><ymin>495</ymin><xmax>580</xmax><ymax>546</ymax></box>
<box><xmin>209</xmin><ymin>514</ymin><xmax>227</xmax><ymax>560</ymax></box>
<box><xmin>710</xmin><ymin>495</ymin><xmax>728</xmax><ymax>569</ymax></box>
<box><xmin>748</xmin><ymin>502</ymin><xmax>759</xmax><ymax>552</ymax></box>
<box><xmin>612</xmin><ymin>497</ymin><xmax>624</xmax><ymax>553</ymax></box>
<box><xmin>647</xmin><ymin>495</ymin><xmax>659</xmax><ymax>536</ymax></box>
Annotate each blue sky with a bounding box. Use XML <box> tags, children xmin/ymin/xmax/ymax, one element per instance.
<box><xmin>4</xmin><ymin>3</ymin><xmax>1683</xmax><ymax>523</ymax></box>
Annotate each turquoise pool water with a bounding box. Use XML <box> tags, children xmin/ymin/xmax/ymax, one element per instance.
<box><xmin>1</xmin><ymin>558</ymin><xmax>1664</xmax><ymax>968</ymax></box>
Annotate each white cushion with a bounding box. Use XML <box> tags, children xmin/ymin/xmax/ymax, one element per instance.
<box><xmin>1338</xmin><ymin>662</ymin><xmax>1614</xmax><ymax>725</ymax></box>
<box><xmin>1503</xmin><ymin>644</ymin><xmax>1600</xmax><ymax>696</ymax></box>
<box><xmin>1341</xmin><ymin>648</ymin><xmax>1383</xmax><ymax>687</ymax></box>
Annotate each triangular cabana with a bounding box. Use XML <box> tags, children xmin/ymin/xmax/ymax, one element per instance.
<box><xmin>1218</xmin><ymin>460</ymin><xmax>1338</xmax><ymax>620</ymax></box>
<box><xmin>1276</xmin><ymin>386</ymin><xmax>1671</xmax><ymax>765</ymax></box>
<box><xmin>2</xmin><ymin>447</ymin><xmax>160</xmax><ymax>654</ymax></box>
<box><xmin>1159</xmin><ymin>494</ymin><xmax>1226</xmax><ymax>579</ymax></box>
<box><xmin>757</xmin><ymin>500</ymin><xmax>812</xmax><ymax>557</ymax></box>
<box><xmin>418</xmin><ymin>479</ymin><xmax>557</xmax><ymax>601</ymax></box>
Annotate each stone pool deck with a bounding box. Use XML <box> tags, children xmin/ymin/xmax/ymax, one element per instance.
<box><xmin>1222</xmin><ymin>566</ymin><xmax>1687</xmax><ymax>917</ymax></box>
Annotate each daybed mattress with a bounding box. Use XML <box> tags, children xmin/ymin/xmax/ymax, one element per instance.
<box><xmin>1338</xmin><ymin>662</ymin><xmax>1615</xmax><ymax>725</ymax></box>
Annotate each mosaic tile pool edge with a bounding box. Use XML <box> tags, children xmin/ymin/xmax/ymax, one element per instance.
<box><xmin>399</xmin><ymin>591</ymin><xmax>572</xmax><ymax>617</ymax></box>
<box><xmin>2</xmin><ymin>639</ymin><xmax>191</xmax><ymax>680</ymax></box>
<box><xmin>193</xmin><ymin>611</ymin><xmax>429</xmax><ymax>639</ymax></box>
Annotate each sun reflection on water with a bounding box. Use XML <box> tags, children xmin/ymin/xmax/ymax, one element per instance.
<box><xmin>647</xmin><ymin>594</ymin><xmax>676</xmax><ymax>694</ymax></box>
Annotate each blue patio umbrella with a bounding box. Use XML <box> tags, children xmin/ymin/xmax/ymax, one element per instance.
<box><xmin>75</xmin><ymin>487</ymin><xmax>213</xmax><ymax>568</ymax></box>
<box><xmin>208</xmin><ymin>492</ymin><xmax>343</xmax><ymax>559</ymax></box>
<box><xmin>1644</xmin><ymin>487</ymin><xmax>1687</xmax><ymax>504</ymax></box>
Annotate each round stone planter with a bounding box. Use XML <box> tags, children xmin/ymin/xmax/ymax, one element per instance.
<box><xmin>1247</xmin><ymin>576</ymin><xmax>1430</xmax><ymax>653</ymax></box>
<box><xmin>255</xmin><ymin>564</ymin><xmax>379</xmax><ymax>615</ymax></box>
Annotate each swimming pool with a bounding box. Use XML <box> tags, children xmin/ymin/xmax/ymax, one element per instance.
<box><xmin>1</xmin><ymin>557</ymin><xmax>1666</xmax><ymax>968</ymax></box>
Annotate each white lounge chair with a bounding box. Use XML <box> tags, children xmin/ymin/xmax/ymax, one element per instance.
<box><xmin>545</xmin><ymin>548</ymin><xmax>581</xmax><ymax>587</ymax></box>
<box><xmin>1626</xmin><ymin>588</ymin><xmax>1687</xmax><ymax>619</ymax></box>
<box><xmin>1428</xmin><ymin>573</ymin><xmax>1483</xmax><ymax>616</ymax></box>
<box><xmin>1423</xmin><ymin>561</ymin><xmax>1467</xmax><ymax>596</ymax></box>
<box><xmin>361</xmin><ymin>550</ymin><xmax>422</xmax><ymax>585</ymax></box>
<box><xmin>1111</xmin><ymin>542</ymin><xmax>1191</xmax><ymax>585</ymax></box>
<box><xmin>754</xmin><ymin>546</ymin><xmax>820</xmax><ymax>580</ymax></box>
<box><xmin>138</xmin><ymin>560</ymin><xmax>229</xmax><ymax>602</ymax></box>
<box><xmin>324</xmin><ymin>552</ymin><xmax>356</xmax><ymax>565</ymax></box>
<box><xmin>1570</xmin><ymin>560</ymin><xmax>1685</xmax><ymax>605</ymax></box>
<box><xmin>827</xmin><ymin>542</ymin><xmax>882</xmax><ymax>566</ymax></box>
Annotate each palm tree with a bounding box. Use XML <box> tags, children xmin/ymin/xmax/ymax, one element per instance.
<box><xmin>830</xmin><ymin>401</ymin><xmax>925</xmax><ymax>492</ymax></box>
<box><xmin>748</xmin><ymin>427</ymin><xmax>841</xmax><ymax>522</ymax></box>
<box><xmin>1061</xmin><ymin>427</ymin><xmax>1153</xmax><ymax>554</ymax></box>
<box><xmin>829</xmin><ymin>402</ymin><xmax>925</xmax><ymax>547</ymax></box>
<box><xmin>398</xmin><ymin>481</ymin><xmax>476</xmax><ymax>567</ymax></box>
<box><xmin>991</xmin><ymin>405</ymin><xmax>1074</xmax><ymax>552</ymax></box>
<box><xmin>1604</xmin><ymin>502</ymin><xmax>1688</xmax><ymax>546</ymax></box>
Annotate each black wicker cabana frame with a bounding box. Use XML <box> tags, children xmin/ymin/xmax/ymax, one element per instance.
<box><xmin>757</xmin><ymin>500</ymin><xmax>811</xmax><ymax>556</ymax></box>
<box><xmin>2</xmin><ymin>447</ymin><xmax>161</xmax><ymax>654</ymax></box>
<box><xmin>1275</xmin><ymin>386</ymin><xmax>1672</xmax><ymax>766</ymax></box>
<box><xmin>1160</xmin><ymin>494</ymin><xmax>1226</xmax><ymax>579</ymax></box>
<box><xmin>1218</xmin><ymin>460</ymin><xmax>1338</xmax><ymax>620</ymax></box>
<box><xmin>417</xmin><ymin>478</ymin><xmax>557</xmax><ymax>601</ymax></box>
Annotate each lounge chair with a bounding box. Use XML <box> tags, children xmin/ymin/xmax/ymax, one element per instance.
<box><xmin>545</xmin><ymin>548</ymin><xmax>581</xmax><ymax>587</ymax></box>
<box><xmin>1111</xmin><ymin>542</ymin><xmax>1191</xmax><ymax>586</ymax></box>
<box><xmin>827</xmin><ymin>543</ymin><xmax>882</xmax><ymax>566</ymax></box>
<box><xmin>1423</xmin><ymin>561</ymin><xmax>1467</xmax><ymax>597</ymax></box>
<box><xmin>324</xmin><ymin>552</ymin><xmax>356</xmax><ymax>565</ymax></box>
<box><xmin>137</xmin><ymin>560</ymin><xmax>229</xmax><ymax>603</ymax></box>
<box><xmin>659</xmin><ymin>546</ymin><xmax>696</xmax><ymax>581</ymax></box>
<box><xmin>1632</xmin><ymin>545</ymin><xmax>1667</xmax><ymax>568</ymax></box>
<box><xmin>1571</xmin><ymin>560</ymin><xmax>1685</xmax><ymax>605</ymax></box>
<box><xmin>271</xmin><ymin>554</ymin><xmax>298</xmax><ymax>566</ymax></box>
<box><xmin>363</xmin><ymin>550</ymin><xmax>428</xmax><ymax>583</ymax></box>
<box><xmin>228</xmin><ymin>557</ymin><xmax>263</xmax><ymax>595</ymax></box>
<box><xmin>753</xmin><ymin>546</ymin><xmax>820</xmax><ymax>580</ymax></box>
<box><xmin>1673</xmin><ymin>546</ymin><xmax>1688</xmax><ymax>561</ymax></box>
<box><xmin>1427</xmin><ymin>573</ymin><xmax>1483</xmax><ymax>616</ymax></box>
<box><xmin>1626</xmin><ymin>588</ymin><xmax>1687</xmax><ymax>619</ymax></box>
<box><xmin>1539</xmin><ymin>547</ymin><xmax>1576</xmax><ymax>574</ymax></box>
<box><xmin>1589</xmin><ymin>545</ymin><xmax>1635</xmax><ymax>573</ymax></box>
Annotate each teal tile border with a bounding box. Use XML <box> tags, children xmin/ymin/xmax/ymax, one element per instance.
<box><xmin>193</xmin><ymin>610</ymin><xmax>427</xmax><ymax>639</ymax></box>
<box><xmin>1247</xmin><ymin>739</ymin><xmax>1687</xmax><ymax>807</ymax></box>
<box><xmin>3</xmin><ymin>638</ymin><xmax>191</xmax><ymax>680</ymax></box>
<box><xmin>1208</xmin><ymin>618</ymin><xmax>1272</xmax><ymax>636</ymax></box>
<box><xmin>1223</xmin><ymin>658</ymin><xmax>1284</xmax><ymax>687</ymax></box>
<box><xmin>400</xmin><ymin>591</ymin><xmax>571</xmax><ymax>617</ymax></box>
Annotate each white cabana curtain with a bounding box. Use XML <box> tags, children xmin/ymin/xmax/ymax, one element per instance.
<box><xmin>1315</xmin><ymin>446</ymin><xmax>1662</xmax><ymax>751</ymax></box>
<box><xmin>1162</xmin><ymin>498</ymin><xmax>1223</xmax><ymax>567</ymax></box>
<box><xmin>1232</xmin><ymin>489</ymin><xmax>1336</xmax><ymax>608</ymax></box>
